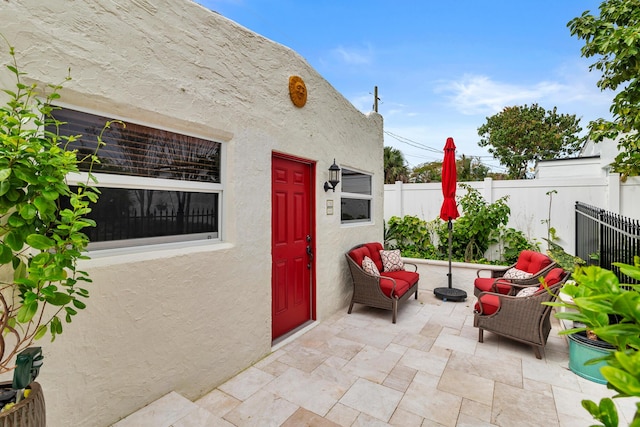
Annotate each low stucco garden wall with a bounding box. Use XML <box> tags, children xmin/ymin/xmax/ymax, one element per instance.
<box><xmin>408</xmin><ymin>258</ymin><xmax>505</xmax><ymax>297</ymax></box>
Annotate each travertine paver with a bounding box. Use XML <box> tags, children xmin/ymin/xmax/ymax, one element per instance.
<box><xmin>115</xmin><ymin>290</ymin><xmax>636</xmax><ymax>426</ymax></box>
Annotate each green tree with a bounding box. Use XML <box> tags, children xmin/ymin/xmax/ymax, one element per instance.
<box><xmin>410</xmin><ymin>161</ymin><xmax>442</xmax><ymax>183</ymax></box>
<box><xmin>383</xmin><ymin>146</ymin><xmax>409</xmax><ymax>184</ymax></box>
<box><xmin>477</xmin><ymin>104</ymin><xmax>584</xmax><ymax>179</ymax></box>
<box><xmin>486</xmin><ymin>171</ymin><xmax>510</xmax><ymax>180</ymax></box>
<box><xmin>410</xmin><ymin>155</ymin><xmax>489</xmax><ymax>183</ymax></box>
<box><xmin>569</xmin><ymin>1</ymin><xmax>640</xmax><ymax>181</ymax></box>
<box><xmin>457</xmin><ymin>155</ymin><xmax>489</xmax><ymax>181</ymax></box>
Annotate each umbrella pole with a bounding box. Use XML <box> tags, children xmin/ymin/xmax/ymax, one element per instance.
<box><xmin>434</xmin><ymin>218</ymin><xmax>466</xmax><ymax>302</ymax></box>
<box><xmin>448</xmin><ymin>219</ymin><xmax>453</xmax><ymax>288</ymax></box>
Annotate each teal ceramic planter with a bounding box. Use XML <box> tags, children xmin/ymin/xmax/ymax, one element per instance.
<box><xmin>568</xmin><ymin>333</ymin><xmax>614</xmax><ymax>384</ymax></box>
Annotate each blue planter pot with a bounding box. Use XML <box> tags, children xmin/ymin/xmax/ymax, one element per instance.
<box><xmin>568</xmin><ymin>332</ymin><xmax>614</xmax><ymax>384</ymax></box>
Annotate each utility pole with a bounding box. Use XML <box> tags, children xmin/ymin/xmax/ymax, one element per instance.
<box><xmin>373</xmin><ymin>86</ymin><xmax>379</xmax><ymax>112</ymax></box>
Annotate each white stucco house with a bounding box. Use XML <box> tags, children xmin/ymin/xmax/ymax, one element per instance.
<box><xmin>0</xmin><ymin>1</ymin><xmax>384</xmax><ymax>425</ymax></box>
<box><xmin>534</xmin><ymin>136</ymin><xmax>622</xmax><ymax>179</ymax></box>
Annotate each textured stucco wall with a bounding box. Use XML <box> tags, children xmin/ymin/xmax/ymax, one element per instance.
<box><xmin>0</xmin><ymin>1</ymin><xmax>384</xmax><ymax>425</ymax></box>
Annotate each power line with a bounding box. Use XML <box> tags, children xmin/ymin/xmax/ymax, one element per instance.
<box><xmin>384</xmin><ymin>131</ymin><xmax>442</xmax><ymax>154</ymax></box>
<box><xmin>383</xmin><ymin>130</ymin><xmax>508</xmax><ymax>173</ymax></box>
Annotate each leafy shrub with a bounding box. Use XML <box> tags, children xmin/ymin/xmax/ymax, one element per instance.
<box><xmin>386</xmin><ymin>184</ymin><xmax>539</xmax><ymax>264</ymax></box>
<box><xmin>384</xmin><ymin>215</ymin><xmax>439</xmax><ymax>259</ymax></box>
<box><xmin>436</xmin><ymin>184</ymin><xmax>511</xmax><ymax>262</ymax></box>
<box><xmin>497</xmin><ymin>227</ymin><xmax>540</xmax><ymax>264</ymax></box>
<box><xmin>0</xmin><ymin>42</ymin><xmax>108</xmax><ymax>373</ymax></box>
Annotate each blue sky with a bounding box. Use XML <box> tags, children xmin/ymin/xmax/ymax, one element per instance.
<box><xmin>195</xmin><ymin>1</ymin><xmax>612</xmax><ymax>172</ymax></box>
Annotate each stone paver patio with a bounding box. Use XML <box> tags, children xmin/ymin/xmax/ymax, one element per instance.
<box><xmin>114</xmin><ymin>291</ymin><xmax>637</xmax><ymax>426</ymax></box>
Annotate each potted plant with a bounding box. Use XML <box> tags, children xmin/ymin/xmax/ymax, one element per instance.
<box><xmin>0</xmin><ymin>40</ymin><xmax>106</xmax><ymax>423</ymax></box>
<box><xmin>548</xmin><ymin>257</ymin><xmax>640</xmax><ymax>427</ymax></box>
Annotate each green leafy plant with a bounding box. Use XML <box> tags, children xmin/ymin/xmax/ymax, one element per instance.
<box><xmin>544</xmin><ymin>239</ymin><xmax>587</xmax><ymax>272</ymax></box>
<box><xmin>385</xmin><ymin>215</ymin><xmax>439</xmax><ymax>259</ymax></box>
<box><xmin>441</xmin><ymin>184</ymin><xmax>511</xmax><ymax>262</ymax></box>
<box><xmin>386</xmin><ymin>184</ymin><xmax>538</xmax><ymax>265</ymax></box>
<box><xmin>0</xmin><ymin>42</ymin><xmax>108</xmax><ymax>373</ymax></box>
<box><xmin>496</xmin><ymin>227</ymin><xmax>540</xmax><ymax>265</ymax></box>
<box><xmin>541</xmin><ymin>189</ymin><xmax>559</xmax><ymax>245</ymax></box>
<box><xmin>548</xmin><ymin>257</ymin><xmax>640</xmax><ymax>426</ymax></box>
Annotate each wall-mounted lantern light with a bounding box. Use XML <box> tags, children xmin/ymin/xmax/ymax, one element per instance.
<box><xmin>323</xmin><ymin>159</ymin><xmax>341</xmax><ymax>192</ymax></box>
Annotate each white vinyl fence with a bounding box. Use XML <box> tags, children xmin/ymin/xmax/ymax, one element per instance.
<box><xmin>384</xmin><ymin>173</ymin><xmax>640</xmax><ymax>257</ymax></box>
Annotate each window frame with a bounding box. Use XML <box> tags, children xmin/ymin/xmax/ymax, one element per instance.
<box><xmin>56</xmin><ymin>105</ymin><xmax>225</xmax><ymax>250</ymax></box>
<box><xmin>340</xmin><ymin>167</ymin><xmax>373</xmax><ymax>225</ymax></box>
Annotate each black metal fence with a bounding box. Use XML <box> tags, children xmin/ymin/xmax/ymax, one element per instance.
<box><xmin>87</xmin><ymin>207</ymin><xmax>217</xmax><ymax>242</ymax></box>
<box><xmin>575</xmin><ymin>201</ymin><xmax>640</xmax><ymax>283</ymax></box>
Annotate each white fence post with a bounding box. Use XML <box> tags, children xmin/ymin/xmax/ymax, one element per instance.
<box><xmin>483</xmin><ymin>177</ymin><xmax>493</xmax><ymax>203</ymax></box>
<box><xmin>608</xmin><ymin>173</ymin><xmax>621</xmax><ymax>214</ymax></box>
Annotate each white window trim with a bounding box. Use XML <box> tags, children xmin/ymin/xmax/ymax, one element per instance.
<box><xmin>67</xmin><ymin>172</ymin><xmax>223</xmax><ymax>193</ymax></box>
<box><xmin>55</xmin><ymin>105</ymin><xmax>227</xmax><ymax>251</ymax></box>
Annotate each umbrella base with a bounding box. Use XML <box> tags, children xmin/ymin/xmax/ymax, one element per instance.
<box><xmin>433</xmin><ymin>287</ymin><xmax>467</xmax><ymax>302</ymax></box>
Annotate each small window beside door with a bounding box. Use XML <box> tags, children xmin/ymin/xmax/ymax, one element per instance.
<box><xmin>341</xmin><ymin>168</ymin><xmax>372</xmax><ymax>223</ymax></box>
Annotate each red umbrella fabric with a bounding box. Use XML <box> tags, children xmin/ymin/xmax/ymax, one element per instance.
<box><xmin>440</xmin><ymin>137</ymin><xmax>460</xmax><ymax>221</ymax></box>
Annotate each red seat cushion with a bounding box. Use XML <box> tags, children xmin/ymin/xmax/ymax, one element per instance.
<box><xmin>349</xmin><ymin>246</ymin><xmax>372</xmax><ymax>268</ymax></box>
<box><xmin>379</xmin><ymin>277</ymin><xmax>412</xmax><ymax>298</ymax></box>
<box><xmin>539</xmin><ymin>267</ymin><xmax>565</xmax><ymax>289</ymax></box>
<box><xmin>515</xmin><ymin>250</ymin><xmax>552</xmax><ymax>274</ymax></box>
<box><xmin>474</xmin><ymin>294</ymin><xmax>500</xmax><ymax>315</ymax></box>
<box><xmin>364</xmin><ymin>242</ymin><xmax>384</xmax><ymax>272</ymax></box>
<box><xmin>474</xmin><ymin>277</ymin><xmax>512</xmax><ymax>295</ymax></box>
<box><xmin>381</xmin><ymin>270</ymin><xmax>419</xmax><ymax>287</ymax></box>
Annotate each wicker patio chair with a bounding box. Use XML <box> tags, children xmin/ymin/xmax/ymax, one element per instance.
<box><xmin>473</xmin><ymin>269</ymin><xmax>569</xmax><ymax>359</ymax></box>
<box><xmin>474</xmin><ymin>250</ymin><xmax>556</xmax><ymax>297</ymax></box>
<box><xmin>345</xmin><ymin>243</ymin><xmax>419</xmax><ymax>323</ymax></box>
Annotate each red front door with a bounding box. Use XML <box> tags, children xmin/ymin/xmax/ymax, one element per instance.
<box><xmin>271</xmin><ymin>155</ymin><xmax>314</xmax><ymax>340</ymax></box>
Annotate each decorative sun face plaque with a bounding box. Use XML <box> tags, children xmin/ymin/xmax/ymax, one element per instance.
<box><xmin>289</xmin><ymin>75</ymin><xmax>307</xmax><ymax>108</ymax></box>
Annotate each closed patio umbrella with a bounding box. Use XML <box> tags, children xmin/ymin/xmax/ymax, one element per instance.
<box><xmin>434</xmin><ymin>137</ymin><xmax>467</xmax><ymax>302</ymax></box>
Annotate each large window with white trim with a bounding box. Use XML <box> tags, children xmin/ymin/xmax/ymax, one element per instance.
<box><xmin>51</xmin><ymin>108</ymin><xmax>222</xmax><ymax>249</ymax></box>
<box><xmin>340</xmin><ymin>168</ymin><xmax>372</xmax><ymax>223</ymax></box>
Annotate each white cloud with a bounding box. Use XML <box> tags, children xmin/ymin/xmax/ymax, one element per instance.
<box><xmin>331</xmin><ymin>44</ymin><xmax>373</xmax><ymax>65</ymax></box>
<box><xmin>434</xmin><ymin>75</ymin><xmax>566</xmax><ymax>115</ymax></box>
<box><xmin>434</xmin><ymin>62</ymin><xmax>614</xmax><ymax>120</ymax></box>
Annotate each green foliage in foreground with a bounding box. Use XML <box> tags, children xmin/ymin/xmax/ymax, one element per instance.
<box><xmin>0</xmin><ymin>40</ymin><xmax>111</xmax><ymax>373</ymax></box>
<box><xmin>547</xmin><ymin>258</ymin><xmax>640</xmax><ymax>426</ymax></box>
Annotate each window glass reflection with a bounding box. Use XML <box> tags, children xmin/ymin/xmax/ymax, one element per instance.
<box><xmin>342</xmin><ymin>169</ymin><xmax>371</xmax><ymax>195</ymax></box>
<box><xmin>341</xmin><ymin>198</ymin><xmax>371</xmax><ymax>222</ymax></box>
<box><xmin>69</xmin><ymin>187</ymin><xmax>218</xmax><ymax>244</ymax></box>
